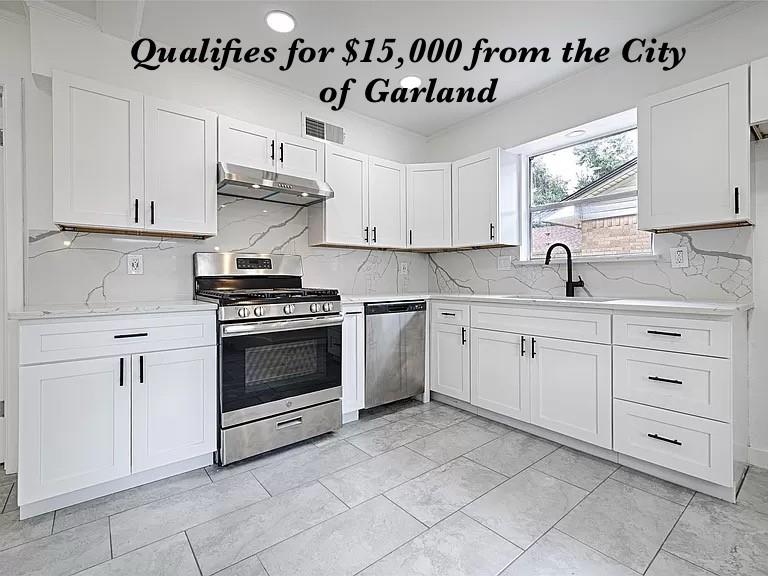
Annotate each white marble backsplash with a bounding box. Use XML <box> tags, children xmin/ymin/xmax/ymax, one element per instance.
<box><xmin>26</xmin><ymin>197</ymin><xmax>429</xmax><ymax>306</ymax></box>
<box><xmin>428</xmin><ymin>227</ymin><xmax>753</xmax><ymax>302</ymax></box>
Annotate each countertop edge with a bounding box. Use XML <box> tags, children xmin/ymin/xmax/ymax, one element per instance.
<box><xmin>9</xmin><ymin>301</ymin><xmax>219</xmax><ymax>321</ymax></box>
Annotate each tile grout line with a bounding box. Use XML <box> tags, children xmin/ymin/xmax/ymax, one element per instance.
<box><xmin>608</xmin><ymin>467</ymin><xmax>695</xmax><ymax>507</ymax></box>
<box><xmin>184</xmin><ymin>530</ymin><xmax>204</xmax><ymax>576</ymax></box>
<box><xmin>643</xmin><ymin>493</ymin><xmax>701</xmax><ymax>576</ymax></box>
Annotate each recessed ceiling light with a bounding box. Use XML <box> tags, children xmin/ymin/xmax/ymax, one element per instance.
<box><xmin>565</xmin><ymin>129</ymin><xmax>586</xmax><ymax>139</ymax></box>
<box><xmin>400</xmin><ymin>76</ymin><xmax>422</xmax><ymax>89</ymax></box>
<box><xmin>265</xmin><ymin>10</ymin><xmax>295</xmax><ymax>33</ymax></box>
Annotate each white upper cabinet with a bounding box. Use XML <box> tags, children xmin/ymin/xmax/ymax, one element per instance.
<box><xmin>309</xmin><ymin>143</ymin><xmax>369</xmax><ymax>247</ymax></box>
<box><xmin>145</xmin><ymin>98</ymin><xmax>218</xmax><ymax>236</ymax></box>
<box><xmin>406</xmin><ymin>163</ymin><xmax>452</xmax><ymax>249</ymax></box>
<box><xmin>52</xmin><ymin>71</ymin><xmax>218</xmax><ymax>237</ymax></box>
<box><xmin>638</xmin><ymin>65</ymin><xmax>751</xmax><ymax>231</ymax></box>
<box><xmin>751</xmin><ymin>56</ymin><xmax>768</xmax><ymax>126</ymax></box>
<box><xmin>53</xmin><ymin>71</ymin><xmax>144</xmax><ymax>231</ymax></box>
<box><xmin>452</xmin><ymin>148</ymin><xmax>520</xmax><ymax>248</ymax></box>
<box><xmin>217</xmin><ymin>116</ymin><xmax>276</xmax><ymax>172</ymax></box>
<box><xmin>277</xmin><ymin>133</ymin><xmax>325</xmax><ymax>181</ymax></box>
<box><xmin>368</xmin><ymin>157</ymin><xmax>406</xmax><ymax>248</ymax></box>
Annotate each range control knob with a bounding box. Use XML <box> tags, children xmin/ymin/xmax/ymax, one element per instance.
<box><xmin>309</xmin><ymin>303</ymin><xmax>320</xmax><ymax>313</ymax></box>
<box><xmin>237</xmin><ymin>307</ymin><xmax>250</xmax><ymax>318</ymax></box>
<box><xmin>253</xmin><ymin>306</ymin><xmax>265</xmax><ymax>317</ymax></box>
<box><xmin>283</xmin><ymin>304</ymin><xmax>295</xmax><ymax>315</ymax></box>
<box><xmin>322</xmin><ymin>302</ymin><xmax>333</xmax><ymax>312</ymax></box>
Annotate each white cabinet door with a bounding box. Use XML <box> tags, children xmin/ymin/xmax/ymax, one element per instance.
<box><xmin>144</xmin><ymin>98</ymin><xmax>218</xmax><ymax>236</ymax></box>
<box><xmin>277</xmin><ymin>133</ymin><xmax>324</xmax><ymax>180</ymax></box>
<box><xmin>752</xmin><ymin>56</ymin><xmax>768</xmax><ymax>125</ymax></box>
<box><xmin>131</xmin><ymin>347</ymin><xmax>216</xmax><ymax>472</ymax></box>
<box><xmin>407</xmin><ymin>163</ymin><xmax>452</xmax><ymax>249</ymax></box>
<box><xmin>430</xmin><ymin>323</ymin><xmax>470</xmax><ymax>402</ymax></box>
<box><xmin>53</xmin><ymin>71</ymin><xmax>144</xmax><ymax>230</ymax></box>
<box><xmin>341</xmin><ymin>308</ymin><xmax>365</xmax><ymax>415</ymax></box>
<box><xmin>470</xmin><ymin>329</ymin><xmax>529</xmax><ymax>421</ymax></box>
<box><xmin>322</xmin><ymin>143</ymin><xmax>369</xmax><ymax>246</ymax></box>
<box><xmin>217</xmin><ymin>116</ymin><xmax>276</xmax><ymax>171</ymax></box>
<box><xmin>19</xmin><ymin>357</ymin><xmax>130</xmax><ymax>504</ymax></box>
<box><xmin>452</xmin><ymin>149</ymin><xmax>499</xmax><ymax>247</ymax></box>
<box><xmin>529</xmin><ymin>337</ymin><xmax>612</xmax><ymax>448</ymax></box>
<box><xmin>638</xmin><ymin>65</ymin><xmax>750</xmax><ymax>230</ymax></box>
<box><xmin>369</xmin><ymin>157</ymin><xmax>406</xmax><ymax>248</ymax></box>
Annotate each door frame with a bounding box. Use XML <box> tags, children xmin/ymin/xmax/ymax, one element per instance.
<box><xmin>1</xmin><ymin>76</ymin><xmax>25</xmax><ymax>472</ymax></box>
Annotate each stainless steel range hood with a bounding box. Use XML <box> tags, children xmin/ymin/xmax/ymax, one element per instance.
<box><xmin>217</xmin><ymin>163</ymin><xmax>334</xmax><ymax>206</ymax></box>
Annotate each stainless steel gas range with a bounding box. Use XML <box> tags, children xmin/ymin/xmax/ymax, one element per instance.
<box><xmin>194</xmin><ymin>252</ymin><xmax>342</xmax><ymax>466</ymax></box>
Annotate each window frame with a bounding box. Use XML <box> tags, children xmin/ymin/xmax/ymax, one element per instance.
<box><xmin>520</xmin><ymin>125</ymin><xmax>653</xmax><ymax>262</ymax></box>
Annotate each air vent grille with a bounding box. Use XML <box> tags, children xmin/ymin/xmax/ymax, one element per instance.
<box><xmin>303</xmin><ymin>115</ymin><xmax>345</xmax><ymax>144</ymax></box>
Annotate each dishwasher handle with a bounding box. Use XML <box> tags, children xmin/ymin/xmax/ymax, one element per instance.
<box><xmin>365</xmin><ymin>301</ymin><xmax>426</xmax><ymax>315</ymax></box>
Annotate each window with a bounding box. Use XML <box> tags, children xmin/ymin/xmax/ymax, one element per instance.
<box><xmin>528</xmin><ymin>128</ymin><xmax>652</xmax><ymax>259</ymax></box>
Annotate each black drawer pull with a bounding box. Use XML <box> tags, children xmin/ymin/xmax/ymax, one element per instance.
<box><xmin>461</xmin><ymin>327</ymin><xmax>467</xmax><ymax>345</ymax></box>
<box><xmin>521</xmin><ymin>335</ymin><xmax>526</xmax><ymax>357</ymax></box>
<box><xmin>441</xmin><ymin>312</ymin><xmax>456</xmax><ymax>317</ymax></box>
<box><xmin>735</xmin><ymin>187</ymin><xmax>740</xmax><ymax>214</ymax></box>
<box><xmin>647</xmin><ymin>330</ymin><xmax>682</xmax><ymax>337</ymax></box>
<box><xmin>531</xmin><ymin>337</ymin><xmax>536</xmax><ymax>358</ymax></box>
<box><xmin>139</xmin><ymin>355</ymin><xmax>144</xmax><ymax>384</ymax></box>
<box><xmin>134</xmin><ymin>199</ymin><xmax>139</xmax><ymax>223</ymax></box>
<box><xmin>648</xmin><ymin>376</ymin><xmax>683</xmax><ymax>385</ymax></box>
<box><xmin>119</xmin><ymin>357</ymin><xmax>124</xmax><ymax>387</ymax></box>
<box><xmin>114</xmin><ymin>332</ymin><xmax>149</xmax><ymax>339</ymax></box>
<box><xmin>647</xmin><ymin>433</ymin><xmax>682</xmax><ymax>446</ymax></box>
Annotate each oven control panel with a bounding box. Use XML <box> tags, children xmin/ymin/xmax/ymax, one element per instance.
<box><xmin>219</xmin><ymin>300</ymin><xmax>340</xmax><ymax>322</ymax></box>
<box><xmin>236</xmin><ymin>258</ymin><xmax>272</xmax><ymax>270</ymax></box>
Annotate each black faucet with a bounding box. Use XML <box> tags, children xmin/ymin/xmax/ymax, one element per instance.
<box><xmin>544</xmin><ymin>243</ymin><xmax>584</xmax><ymax>297</ymax></box>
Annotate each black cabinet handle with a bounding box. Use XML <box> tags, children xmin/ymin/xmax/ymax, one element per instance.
<box><xmin>521</xmin><ymin>335</ymin><xmax>526</xmax><ymax>357</ymax></box>
<box><xmin>364</xmin><ymin>227</ymin><xmax>369</xmax><ymax>242</ymax></box>
<box><xmin>139</xmin><ymin>355</ymin><xmax>144</xmax><ymax>384</ymax></box>
<box><xmin>648</xmin><ymin>376</ymin><xmax>683</xmax><ymax>385</ymax></box>
<box><xmin>531</xmin><ymin>337</ymin><xmax>536</xmax><ymax>358</ymax></box>
<box><xmin>114</xmin><ymin>332</ymin><xmax>148</xmax><ymax>339</ymax></box>
<box><xmin>735</xmin><ymin>187</ymin><xmax>740</xmax><ymax>215</ymax></box>
<box><xmin>150</xmin><ymin>201</ymin><xmax>155</xmax><ymax>225</ymax></box>
<box><xmin>647</xmin><ymin>330</ymin><xmax>682</xmax><ymax>337</ymax></box>
<box><xmin>279</xmin><ymin>142</ymin><xmax>284</xmax><ymax>163</ymax></box>
<box><xmin>461</xmin><ymin>327</ymin><xmax>467</xmax><ymax>345</ymax></box>
<box><xmin>270</xmin><ymin>139</ymin><xmax>275</xmax><ymax>160</ymax></box>
<box><xmin>119</xmin><ymin>358</ymin><xmax>124</xmax><ymax>387</ymax></box>
<box><xmin>409</xmin><ymin>230</ymin><xmax>413</xmax><ymax>245</ymax></box>
<box><xmin>372</xmin><ymin>226</ymin><xmax>377</xmax><ymax>243</ymax></box>
<box><xmin>134</xmin><ymin>199</ymin><xmax>139</xmax><ymax>223</ymax></box>
<box><xmin>647</xmin><ymin>433</ymin><xmax>682</xmax><ymax>446</ymax></box>
<box><xmin>489</xmin><ymin>222</ymin><xmax>495</xmax><ymax>240</ymax></box>
<box><xmin>441</xmin><ymin>312</ymin><xmax>456</xmax><ymax>317</ymax></box>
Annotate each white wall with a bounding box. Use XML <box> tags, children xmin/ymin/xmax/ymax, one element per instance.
<box><xmin>426</xmin><ymin>3</ymin><xmax>768</xmax><ymax>159</ymax></box>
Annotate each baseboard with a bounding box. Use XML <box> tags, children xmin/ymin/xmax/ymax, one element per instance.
<box><xmin>19</xmin><ymin>453</ymin><xmax>213</xmax><ymax>519</ymax></box>
<box><xmin>749</xmin><ymin>446</ymin><xmax>768</xmax><ymax>469</ymax></box>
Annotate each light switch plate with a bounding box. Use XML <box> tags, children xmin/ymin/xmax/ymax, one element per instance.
<box><xmin>127</xmin><ymin>254</ymin><xmax>144</xmax><ymax>275</ymax></box>
<box><xmin>399</xmin><ymin>262</ymin><xmax>409</xmax><ymax>276</ymax></box>
<box><xmin>670</xmin><ymin>246</ymin><xmax>689</xmax><ymax>269</ymax></box>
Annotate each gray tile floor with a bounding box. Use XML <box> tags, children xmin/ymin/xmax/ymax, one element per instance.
<box><xmin>0</xmin><ymin>400</ymin><xmax>767</xmax><ymax>575</ymax></box>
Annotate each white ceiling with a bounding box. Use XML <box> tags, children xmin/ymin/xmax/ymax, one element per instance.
<box><xmin>50</xmin><ymin>1</ymin><xmax>728</xmax><ymax>136</ymax></box>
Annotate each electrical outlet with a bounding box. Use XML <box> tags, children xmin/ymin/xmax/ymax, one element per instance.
<box><xmin>669</xmin><ymin>246</ymin><xmax>689</xmax><ymax>269</ymax></box>
<box><xmin>497</xmin><ymin>256</ymin><xmax>512</xmax><ymax>270</ymax></box>
<box><xmin>399</xmin><ymin>262</ymin><xmax>409</xmax><ymax>276</ymax></box>
<box><xmin>127</xmin><ymin>254</ymin><xmax>144</xmax><ymax>275</ymax></box>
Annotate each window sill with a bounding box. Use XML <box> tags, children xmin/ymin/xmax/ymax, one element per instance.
<box><xmin>517</xmin><ymin>253</ymin><xmax>659</xmax><ymax>266</ymax></box>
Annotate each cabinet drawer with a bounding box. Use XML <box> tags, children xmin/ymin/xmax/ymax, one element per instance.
<box><xmin>20</xmin><ymin>312</ymin><xmax>216</xmax><ymax>365</ymax></box>
<box><xmin>612</xmin><ymin>314</ymin><xmax>730</xmax><ymax>357</ymax></box>
<box><xmin>431</xmin><ymin>301</ymin><xmax>470</xmax><ymax>326</ymax></box>
<box><xmin>613</xmin><ymin>399</ymin><xmax>732</xmax><ymax>486</ymax></box>
<box><xmin>471</xmin><ymin>305</ymin><xmax>610</xmax><ymax>344</ymax></box>
<box><xmin>613</xmin><ymin>347</ymin><xmax>731</xmax><ymax>422</ymax></box>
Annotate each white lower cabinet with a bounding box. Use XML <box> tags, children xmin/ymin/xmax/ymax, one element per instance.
<box><xmin>430</xmin><ymin>322</ymin><xmax>470</xmax><ymax>402</ymax></box>
<box><xmin>341</xmin><ymin>307</ymin><xmax>365</xmax><ymax>415</ymax></box>
<box><xmin>19</xmin><ymin>357</ymin><xmax>131</xmax><ymax>505</ymax></box>
<box><xmin>131</xmin><ymin>347</ymin><xmax>216</xmax><ymax>473</ymax></box>
<box><xmin>18</xmin><ymin>312</ymin><xmax>217</xmax><ymax>514</ymax></box>
<box><xmin>529</xmin><ymin>337</ymin><xmax>612</xmax><ymax>449</ymax></box>
<box><xmin>470</xmin><ymin>329</ymin><xmax>528</xmax><ymax>421</ymax></box>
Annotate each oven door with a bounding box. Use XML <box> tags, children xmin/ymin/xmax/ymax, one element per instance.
<box><xmin>219</xmin><ymin>316</ymin><xmax>342</xmax><ymax>427</ymax></box>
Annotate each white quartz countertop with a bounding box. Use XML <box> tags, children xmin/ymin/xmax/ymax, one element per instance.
<box><xmin>342</xmin><ymin>293</ymin><xmax>751</xmax><ymax>316</ymax></box>
<box><xmin>8</xmin><ymin>300</ymin><xmax>218</xmax><ymax>320</ymax></box>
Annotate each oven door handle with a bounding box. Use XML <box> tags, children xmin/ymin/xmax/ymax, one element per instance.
<box><xmin>221</xmin><ymin>315</ymin><xmax>343</xmax><ymax>337</ymax></box>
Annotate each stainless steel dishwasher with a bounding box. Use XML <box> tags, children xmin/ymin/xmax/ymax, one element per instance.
<box><xmin>365</xmin><ymin>301</ymin><xmax>426</xmax><ymax>408</ymax></box>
